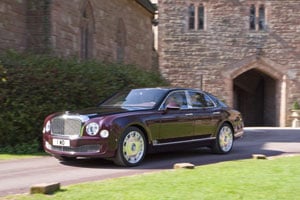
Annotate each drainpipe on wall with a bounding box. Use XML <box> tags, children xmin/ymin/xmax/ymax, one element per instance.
<box><xmin>280</xmin><ymin>75</ymin><xmax>286</xmax><ymax>127</ymax></box>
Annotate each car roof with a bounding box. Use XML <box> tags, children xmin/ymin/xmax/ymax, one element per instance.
<box><xmin>135</xmin><ymin>87</ymin><xmax>204</xmax><ymax>93</ymax></box>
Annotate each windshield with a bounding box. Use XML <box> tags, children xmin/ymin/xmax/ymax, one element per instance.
<box><xmin>100</xmin><ymin>88</ymin><xmax>168</xmax><ymax>109</ymax></box>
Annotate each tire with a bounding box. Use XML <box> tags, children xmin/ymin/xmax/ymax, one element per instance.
<box><xmin>212</xmin><ymin>123</ymin><xmax>234</xmax><ymax>154</ymax></box>
<box><xmin>113</xmin><ymin>127</ymin><xmax>146</xmax><ymax>167</ymax></box>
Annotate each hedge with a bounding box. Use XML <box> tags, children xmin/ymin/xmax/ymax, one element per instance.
<box><xmin>0</xmin><ymin>51</ymin><xmax>167</xmax><ymax>154</ymax></box>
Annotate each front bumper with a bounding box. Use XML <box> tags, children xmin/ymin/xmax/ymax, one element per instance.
<box><xmin>234</xmin><ymin>129</ymin><xmax>244</xmax><ymax>139</ymax></box>
<box><xmin>43</xmin><ymin>134</ymin><xmax>115</xmax><ymax>158</ymax></box>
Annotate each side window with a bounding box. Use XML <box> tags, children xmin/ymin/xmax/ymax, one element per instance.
<box><xmin>188</xmin><ymin>92</ymin><xmax>215</xmax><ymax>108</ymax></box>
<box><xmin>207</xmin><ymin>94</ymin><xmax>228</xmax><ymax>107</ymax></box>
<box><xmin>164</xmin><ymin>91</ymin><xmax>188</xmax><ymax>109</ymax></box>
<box><xmin>203</xmin><ymin>94</ymin><xmax>215</xmax><ymax>107</ymax></box>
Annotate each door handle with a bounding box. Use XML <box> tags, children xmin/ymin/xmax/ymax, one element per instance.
<box><xmin>213</xmin><ymin>111</ymin><xmax>221</xmax><ymax>115</ymax></box>
<box><xmin>185</xmin><ymin>113</ymin><xmax>194</xmax><ymax>116</ymax></box>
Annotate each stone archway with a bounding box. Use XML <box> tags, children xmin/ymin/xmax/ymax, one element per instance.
<box><xmin>233</xmin><ymin>69</ymin><xmax>277</xmax><ymax>126</ymax></box>
<box><xmin>224</xmin><ymin>57</ymin><xmax>285</xmax><ymax>127</ymax></box>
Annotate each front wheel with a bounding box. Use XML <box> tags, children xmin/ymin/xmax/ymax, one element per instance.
<box><xmin>114</xmin><ymin>127</ymin><xmax>146</xmax><ymax>167</ymax></box>
<box><xmin>212</xmin><ymin>123</ymin><xmax>234</xmax><ymax>154</ymax></box>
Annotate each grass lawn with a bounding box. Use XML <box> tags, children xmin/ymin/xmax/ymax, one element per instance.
<box><xmin>2</xmin><ymin>155</ymin><xmax>300</xmax><ymax>200</ymax></box>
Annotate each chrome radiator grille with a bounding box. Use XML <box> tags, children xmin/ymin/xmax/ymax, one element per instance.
<box><xmin>51</xmin><ymin>117</ymin><xmax>82</xmax><ymax>136</ymax></box>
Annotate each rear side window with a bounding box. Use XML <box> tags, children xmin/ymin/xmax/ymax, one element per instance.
<box><xmin>206</xmin><ymin>93</ymin><xmax>228</xmax><ymax>108</ymax></box>
<box><xmin>188</xmin><ymin>91</ymin><xmax>215</xmax><ymax>108</ymax></box>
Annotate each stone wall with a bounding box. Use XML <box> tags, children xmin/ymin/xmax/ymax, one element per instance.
<box><xmin>0</xmin><ymin>0</ymin><xmax>155</xmax><ymax>70</ymax></box>
<box><xmin>0</xmin><ymin>0</ymin><xmax>27</xmax><ymax>53</ymax></box>
<box><xmin>158</xmin><ymin>0</ymin><xmax>300</xmax><ymax>126</ymax></box>
<box><xmin>50</xmin><ymin>0</ymin><xmax>155</xmax><ymax>69</ymax></box>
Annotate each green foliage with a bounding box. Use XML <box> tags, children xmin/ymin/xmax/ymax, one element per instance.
<box><xmin>0</xmin><ymin>140</ymin><xmax>40</xmax><ymax>154</ymax></box>
<box><xmin>292</xmin><ymin>101</ymin><xmax>300</xmax><ymax>110</ymax></box>
<box><xmin>0</xmin><ymin>51</ymin><xmax>167</xmax><ymax>154</ymax></box>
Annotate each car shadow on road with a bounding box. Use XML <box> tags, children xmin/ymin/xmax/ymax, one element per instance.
<box><xmin>59</xmin><ymin>128</ymin><xmax>300</xmax><ymax>170</ymax></box>
<box><xmin>58</xmin><ymin>145</ymin><xmax>282</xmax><ymax>170</ymax></box>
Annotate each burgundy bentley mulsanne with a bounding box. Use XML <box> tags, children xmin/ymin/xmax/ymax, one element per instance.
<box><xmin>43</xmin><ymin>88</ymin><xmax>244</xmax><ymax>166</ymax></box>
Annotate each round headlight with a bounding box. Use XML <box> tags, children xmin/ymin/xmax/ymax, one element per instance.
<box><xmin>44</xmin><ymin>120</ymin><xmax>51</xmax><ymax>133</ymax></box>
<box><xmin>100</xmin><ymin>129</ymin><xmax>109</xmax><ymax>138</ymax></box>
<box><xmin>86</xmin><ymin>122</ymin><xmax>100</xmax><ymax>136</ymax></box>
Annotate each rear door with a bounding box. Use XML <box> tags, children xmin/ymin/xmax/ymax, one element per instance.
<box><xmin>187</xmin><ymin>91</ymin><xmax>221</xmax><ymax>137</ymax></box>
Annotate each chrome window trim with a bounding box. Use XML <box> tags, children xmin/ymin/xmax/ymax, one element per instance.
<box><xmin>158</xmin><ymin>89</ymin><xmax>218</xmax><ymax>111</ymax></box>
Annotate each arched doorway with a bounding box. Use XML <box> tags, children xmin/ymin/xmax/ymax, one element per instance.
<box><xmin>233</xmin><ymin>69</ymin><xmax>277</xmax><ymax>126</ymax></box>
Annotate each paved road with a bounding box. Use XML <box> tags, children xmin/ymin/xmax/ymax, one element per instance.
<box><xmin>1</xmin><ymin>128</ymin><xmax>299</xmax><ymax>197</ymax></box>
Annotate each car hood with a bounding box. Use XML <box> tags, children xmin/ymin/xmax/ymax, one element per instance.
<box><xmin>56</xmin><ymin>106</ymin><xmax>150</xmax><ymax>119</ymax></box>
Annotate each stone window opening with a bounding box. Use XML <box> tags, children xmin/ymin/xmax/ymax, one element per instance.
<box><xmin>188</xmin><ymin>3</ymin><xmax>205</xmax><ymax>31</ymax></box>
<box><xmin>198</xmin><ymin>5</ymin><xmax>204</xmax><ymax>30</ymax></box>
<box><xmin>83</xmin><ymin>9</ymin><xmax>87</xmax><ymax>18</ymax></box>
<box><xmin>116</xmin><ymin>18</ymin><xmax>127</xmax><ymax>63</ymax></box>
<box><xmin>249</xmin><ymin>4</ymin><xmax>266</xmax><ymax>31</ymax></box>
<box><xmin>249</xmin><ymin>5</ymin><xmax>256</xmax><ymax>30</ymax></box>
<box><xmin>258</xmin><ymin>5</ymin><xmax>265</xmax><ymax>30</ymax></box>
<box><xmin>80</xmin><ymin>1</ymin><xmax>94</xmax><ymax>60</ymax></box>
<box><xmin>188</xmin><ymin>4</ymin><xmax>195</xmax><ymax>30</ymax></box>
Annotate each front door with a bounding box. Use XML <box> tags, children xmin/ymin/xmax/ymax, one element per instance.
<box><xmin>157</xmin><ymin>91</ymin><xmax>194</xmax><ymax>143</ymax></box>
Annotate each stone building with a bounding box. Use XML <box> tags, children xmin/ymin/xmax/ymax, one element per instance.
<box><xmin>0</xmin><ymin>0</ymin><xmax>156</xmax><ymax>69</ymax></box>
<box><xmin>158</xmin><ymin>0</ymin><xmax>300</xmax><ymax>127</ymax></box>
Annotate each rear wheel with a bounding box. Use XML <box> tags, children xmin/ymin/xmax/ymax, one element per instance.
<box><xmin>212</xmin><ymin>123</ymin><xmax>234</xmax><ymax>154</ymax></box>
<box><xmin>114</xmin><ymin>127</ymin><xmax>146</xmax><ymax>167</ymax></box>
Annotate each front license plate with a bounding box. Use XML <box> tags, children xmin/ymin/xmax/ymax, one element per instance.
<box><xmin>52</xmin><ymin>139</ymin><xmax>70</xmax><ymax>147</ymax></box>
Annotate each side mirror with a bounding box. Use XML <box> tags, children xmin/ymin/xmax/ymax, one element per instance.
<box><xmin>165</xmin><ymin>104</ymin><xmax>180</xmax><ymax>111</ymax></box>
<box><xmin>165</xmin><ymin>104</ymin><xmax>180</xmax><ymax>110</ymax></box>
